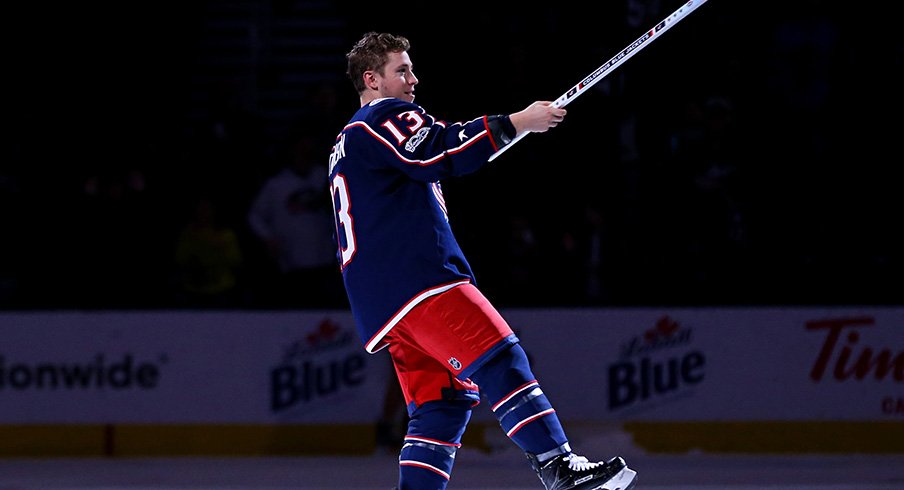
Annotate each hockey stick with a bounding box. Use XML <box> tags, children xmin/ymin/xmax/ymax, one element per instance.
<box><xmin>489</xmin><ymin>0</ymin><xmax>710</xmax><ymax>162</ymax></box>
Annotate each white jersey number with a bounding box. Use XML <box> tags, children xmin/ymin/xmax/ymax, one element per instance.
<box><xmin>331</xmin><ymin>173</ymin><xmax>356</xmax><ymax>268</ymax></box>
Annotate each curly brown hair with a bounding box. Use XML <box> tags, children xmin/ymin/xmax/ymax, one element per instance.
<box><xmin>346</xmin><ymin>32</ymin><xmax>411</xmax><ymax>95</ymax></box>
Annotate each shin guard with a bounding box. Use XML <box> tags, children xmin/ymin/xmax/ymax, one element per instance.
<box><xmin>471</xmin><ymin>344</ymin><xmax>569</xmax><ymax>458</ymax></box>
<box><xmin>397</xmin><ymin>400</ymin><xmax>471</xmax><ymax>490</ymax></box>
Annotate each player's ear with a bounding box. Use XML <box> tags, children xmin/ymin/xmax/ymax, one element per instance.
<box><xmin>364</xmin><ymin>71</ymin><xmax>378</xmax><ymax>90</ymax></box>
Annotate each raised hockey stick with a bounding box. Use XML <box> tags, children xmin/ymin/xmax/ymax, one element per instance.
<box><xmin>489</xmin><ymin>0</ymin><xmax>710</xmax><ymax>162</ymax></box>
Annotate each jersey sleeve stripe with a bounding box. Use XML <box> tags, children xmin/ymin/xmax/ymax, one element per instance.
<box><xmin>348</xmin><ymin>121</ymin><xmax>489</xmax><ymax>167</ymax></box>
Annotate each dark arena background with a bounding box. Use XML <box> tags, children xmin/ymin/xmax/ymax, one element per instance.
<box><xmin>4</xmin><ymin>0</ymin><xmax>901</xmax><ymax>310</ymax></box>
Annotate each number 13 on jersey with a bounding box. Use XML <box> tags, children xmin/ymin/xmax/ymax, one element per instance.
<box><xmin>331</xmin><ymin>173</ymin><xmax>356</xmax><ymax>269</ymax></box>
<box><xmin>330</xmin><ymin>133</ymin><xmax>356</xmax><ymax>268</ymax></box>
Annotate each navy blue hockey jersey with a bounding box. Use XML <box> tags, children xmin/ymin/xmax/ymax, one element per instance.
<box><xmin>328</xmin><ymin>97</ymin><xmax>506</xmax><ymax>353</ymax></box>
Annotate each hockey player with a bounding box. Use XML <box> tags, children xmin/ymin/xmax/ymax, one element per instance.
<box><xmin>329</xmin><ymin>31</ymin><xmax>637</xmax><ymax>490</ymax></box>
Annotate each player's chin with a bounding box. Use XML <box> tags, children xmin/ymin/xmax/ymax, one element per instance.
<box><xmin>403</xmin><ymin>93</ymin><xmax>415</xmax><ymax>103</ymax></box>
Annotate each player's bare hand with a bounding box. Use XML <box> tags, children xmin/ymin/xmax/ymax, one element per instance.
<box><xmin>509</xmin><ymin>101</ymin><xmax>567</xmax><ymax>135</ymax></box>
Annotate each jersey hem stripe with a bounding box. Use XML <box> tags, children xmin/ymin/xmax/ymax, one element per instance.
<box><xmin>364</xmin><ymin>279</ymin><xmax>471</xmax><ymax>353</ymax></box>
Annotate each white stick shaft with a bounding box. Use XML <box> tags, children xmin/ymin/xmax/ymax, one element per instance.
<box><xmin>488</xmin><ymin>0</ymin><xmax>709</xmax><ymax>162</ymax></box>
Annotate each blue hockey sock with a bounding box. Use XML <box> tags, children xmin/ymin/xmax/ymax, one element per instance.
<box><xmin>398</xmin><ymin>400</ymin><xmax>471</xmax><ymax>490</ymax></box>
<box><xmin>470</xmin><ymin>344</ymin><xmax>569</xmax><ymax>459</ymax></box>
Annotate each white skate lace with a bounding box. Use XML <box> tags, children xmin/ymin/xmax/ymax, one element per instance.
<box><xmin>564</xmin><ymin>454</ymin><xmax>602</xmax><ymax>472</ymax></box>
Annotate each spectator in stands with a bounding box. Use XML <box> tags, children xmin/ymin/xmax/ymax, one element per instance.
<box><xmin>173</xmin><ymin>196</ymin><xmax>245</xmax><ymax>308</ymax></box>
<box><xmin>247</xmin><ymin>131</ymin><xmax>345</xmax><ymax>309</ymax></box>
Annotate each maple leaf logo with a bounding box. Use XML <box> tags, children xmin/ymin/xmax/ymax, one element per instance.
<box><xmin>306</xmin><ymin>319</ymin><xmax>341</xmax><ymax>347</ymax></box>
<box><xmin>644</xmin><ymin>316</ymin><xmax>681</xmax><ymax>343</ymax></box>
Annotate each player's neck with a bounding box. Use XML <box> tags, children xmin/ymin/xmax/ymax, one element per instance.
<box><xmin>360</xmin><ymin>91</ymin><xmax>379</xmax><ymax>107</ymax></box>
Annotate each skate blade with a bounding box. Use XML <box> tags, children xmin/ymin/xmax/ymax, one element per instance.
<box><xmin>593</xmin><ymin>466</ymin><xmax>637</xmax><ymax>490</ymax></box>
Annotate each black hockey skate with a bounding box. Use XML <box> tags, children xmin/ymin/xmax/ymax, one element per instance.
<box><xmin>527</xmin><ymin>452</ymin><xmax>637</xmax><ymax>490</ymax></box>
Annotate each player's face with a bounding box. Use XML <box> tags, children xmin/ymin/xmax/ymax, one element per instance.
<box><xmin>377</xmin><ymin>51</ymin><xmax>417</xmax><ymax>102</ymax></box>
